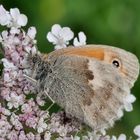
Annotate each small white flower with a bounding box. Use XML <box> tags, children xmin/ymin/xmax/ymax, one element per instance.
<box><xmin>10</xmin><ymin>113</ymin><xmax>23</xmax><ymax>130</ymax></box>
<box><xmin>124</xmin><ymin>103</ymin><xmax>133</xmax><ymax>112</ymax></box>
<box><xmin>0</xmin><ymin>118</ymin><xmax>12</xmax><ymax>137</ymax></box>
<box><xmin>125</xmin><ymin>94</ymin><xmax>136</xmax><ymax>103</ymax></box>
<box><xmin>57</xmin><ymin>126</ymin><xmax>67</xmax><ymax>137</ymax></box>
<box><xmin>134</xmin><ymin>125</ymin><xmax>140</xmax><ymax>137</ymax></box>
<box><xmin>124</xmin><ymin>94</ymin><xmax>136</xmax><ymax>112</ymax></box>
<box><xmin>21</xmin><ymin>103</ymin><xmax>32</xmax><ymax>113</ymax></box>
<box><xmin>73</xmin><ymin>32</ymin><xmax>86</xmax><ymax>47</ymax></box>
<box><xmin>7</xmin><ymin>130</ymin><xmax>18</xmax><ymax>140</ymax></box>
<box><xmin>44</xmin><ymin>131</ymin><xmax>51</xmax><ymax>140</ymax></box>
<box><xmin>27</xmin><ymin>27</ymin><xmax>37</xmax><ymax>39</ymax></box>
<box><xmin>7</xmin><ymin>92</ymin><xmax>25</xmax><ymax>109</ymax></box>
<box><xmin>1</xmin><ymin>30</ymin><xmax>8</xmax><ymax>40</ymax></box>
<box><xmin>111</xmin><ymin>136</ymin><xmax>117</xmax><ymax>140</ymax></box>
<box><xmin>2</xmin><ymin>108</ymin><xmax>11</xmax><ymax>116</ymax></box>
<box><xmin>37</xmin><ymin>118</ymin><xmax>47</xmax><ymax>133</ymax></box>
<box><xmin>47</xmin><ymin>24</ymin><xmax>74</xmax><ymax>49</ymax></box>
<box><xmin>73</xmin><ymin>136</ymin><xmax>80</xmax><ymax>140</ymax></box>
<box><xmin>117</xmin><ymin>109</ymin><xmax>124</xmax><ymax>118</ymax></box>
<box><xmin>10</xmin><ymin>27</ymin><xmax>20</xmax><ymax>34</ymax></box>
<box><xmin>118</xmin><ymin>134</ymin><xmax>126</xmax><ymax>140</ymax></box>
<box><xmin>0</xmin><ymin>5</ymin><xmax>11</xmax><ymax>26</ymax></box>
<box><xmin>1</xmin><ymin>58</ymin><xmax>17</xmax><ymax>70</ymax></box>
<box><xmin>36</xmin><ymin>96</ymin><xmax>45</xmax><ymax>106</ymax></box>
<box><xmin>10</xmin><ymin>8</ymin><xmax>28</xmax><ymax>27</ymax></box>
<box><xmin>3</xmin><ymin>72</ymin><xmax>11</xmax><ymax>83</ymax></box>
<box><xmin>26</xmin><ymin>132</ymin><xmax>35</xmax><ymax>140</ymax></box>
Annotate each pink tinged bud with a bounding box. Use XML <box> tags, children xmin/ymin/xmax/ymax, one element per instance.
<box><xmin>0</xmin><ymin>88</ymin><xmax>10</xmax><ymax>99</ymax></box>
<box><xmin>25</xmin><ymin>116</ymin><xmax>37</xmax><ymax>128</ymax></box>
<box><xmin>3</xmin><ymin>72</ymin><xmax>11</xmax><ymax>82</ymax></box>
<box><xmin>11</xmin><ymin>51</ymin><xmax>20</xmax><ymax>64</ymax></box>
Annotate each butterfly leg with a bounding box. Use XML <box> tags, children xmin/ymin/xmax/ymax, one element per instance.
<box><xmin>23</xmin><ymin>74</ymin><xmax>37</xmax><ymax>84</ymax></box>
<box><xmin>44</xmin><ymin>90</ymin><xmax>55</xmax><ymax>111</ymax></box>
<box><xmin>23</xmin><ymin>74</ymin><xmax>55</xmax><ymax>110</ymax></box>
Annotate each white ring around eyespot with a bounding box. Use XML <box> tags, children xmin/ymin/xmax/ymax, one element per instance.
<box><xmin>111</xmin><ymin>58</ymin><xmax>121</xmax><ymax>69</ymax></box>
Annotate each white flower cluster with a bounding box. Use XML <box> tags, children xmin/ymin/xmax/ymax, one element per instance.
<box><xmin>0</xmin><ymin>4</ymin><xmax>140</xmax><ymax>140</ymax></box>
<box><xmin>0</xmin><ymin>5</ymin><xmax>85</xmax><ymax>140</ymax></box>
<box><xmin>46</xmin><ymin>24</ymin><xmax>87</xmax><ymax>49</ymax></box>
<box><xmin>0</xmin><ymin>5</ymin><xmax>27</xmax><ymax>28</ymax></box>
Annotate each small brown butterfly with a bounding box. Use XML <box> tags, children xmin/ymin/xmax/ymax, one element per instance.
<box><xmin>27</xmin><ymin>44</ymin><xmax>139</xmax><ymax>132</ymax></box>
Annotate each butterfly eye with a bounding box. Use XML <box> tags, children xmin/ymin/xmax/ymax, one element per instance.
<box><xmin>112</xmin><ymin>59</ymin><xmax>121</xmax><ymax>68</ymax></box>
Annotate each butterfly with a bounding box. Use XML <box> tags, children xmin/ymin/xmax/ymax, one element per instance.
<box><xmin>26</xmin><ymin>44</ymin><xmax>139</xmax><ymax>132</ymax></box>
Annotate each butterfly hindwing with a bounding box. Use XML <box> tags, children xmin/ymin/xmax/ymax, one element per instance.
<box><xmin>46</xmin><ymin>54</ymin><xmax>129</xmax><ymax>131</ymax></box>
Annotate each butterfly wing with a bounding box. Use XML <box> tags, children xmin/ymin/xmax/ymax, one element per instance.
<box><xmin>46</xmin><ymin>54</ymin><xmax>130</xmax><ymax>131</ymax></box>
<box><xmin>48</xmin><ymin>45</ymin><xmax>139</xmax><ymax>88</ymax></box>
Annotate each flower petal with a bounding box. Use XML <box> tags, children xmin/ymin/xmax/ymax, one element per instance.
<box><xmin>10</xmin><ymin>27</ymin><xmax>20</xmax><ymax>34</ymax></box>
<box><xmin>51</xmin><ymin>24</ymin><xmax>61</xmax><ymax>36</ymax></box>
<box><xmin>46</xmin><ymin>32</ymin><xmax>57</xmax><ymax>44</ymax></box>
<box><xmin>17</xmin><ymin>14</ymin><xmax>28</xmax><ymax>26</ymax></box>
<box><xmin>0</xmin><ymin>5</ymin><xmax>11</xmax><ymax>26</ymax></box>
<box><xmin>118</xmin><ymin>134</ymin><xmax>126</xmax><ymax>140</ymax></box>
<box><xmin>59</xmin><ymin>27</ymin><xmax>74</xmax><ymax>41</ymax></box>
<box><xmin>79</xmin><ymin>32</ymin><xmax>86</xmax><ymax>43</ymax></box>
<box><xmin>124</xmin><ymin>103</ymin><xmax>133</xmax><ymax>112</ymax></box>
<box><xmin>27</xmin><ymin>27</ymin><xmax>36</xmax><ymax>39</ymax></box>
<box><xmin>10</xmin><ymin>8</ymin><xmax>20</xmax><ymax>20</ymax></box>
<box><xmin>54</xmin><ymin>44</ymin><xmax>66</xmax><ymax>50</ymax></box>
<box><xmin>125</xmin><ymin>94</ymin><xmax>136</xmax><ymax>103</ymax></box>
<box><xmin>73</xmin><ymin>37</ymin><xmax>80</xmax><ymax>46</ymax></box>
<box><xmin>134</xmin><ymin>125</ymin><xmax>140</xmax><ymax>137</ymax></box>
<box><xmin>1</xmin><ymin>58</ymin><xmax>16</xmax><ymax>69</ymax></box>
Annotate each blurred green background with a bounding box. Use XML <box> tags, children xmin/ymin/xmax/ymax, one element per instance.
<box><xmin>0</xmin><ymin>0</ymin><xmax>140</xmax><ymax>138</ymax></box>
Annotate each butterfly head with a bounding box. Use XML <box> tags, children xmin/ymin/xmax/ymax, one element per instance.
<box><xmin>29</xmin><ymin>53</ymin><xmax>50</xmax><ymax>82</ymax></box>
